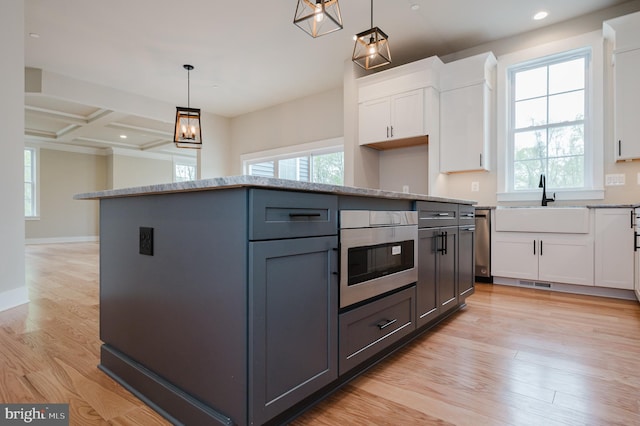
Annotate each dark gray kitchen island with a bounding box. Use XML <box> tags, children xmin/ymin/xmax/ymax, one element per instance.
<box><xmin>75</xmin><ymin>176</ymin><xmax>475</xmax><ymax>425</ymax></box>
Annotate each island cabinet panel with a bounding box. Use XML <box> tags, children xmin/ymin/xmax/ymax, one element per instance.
<box><xmin>249</xmin><ymin>236</ymin><xmax>338</xmax><ymax>425</ymax></box>
<box><xmin>99</xmin><ymin>189</ymin><xmax>249</xmax><ymax>424</ymax></box>
<box><xmin>416</xmin><ymin>202</ymin><xmax>460</xmax><ymax>328</ymax></box>
<box><xmin>339</xmin><ymin>286</ymin><xmax>416</xmax><ymax>375</ymax></box>
<box><xmin>249</xmin><ymin>189</ymin><xmax>338</xmax><ymax>240</ymax></box>
<box><xmin>458</xmin><ymin>205</ymin><xmax>476</xmax><ymax>300</ymax></box>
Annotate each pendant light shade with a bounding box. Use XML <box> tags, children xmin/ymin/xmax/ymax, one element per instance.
<box><xmin>294</xmin><ymin>0</ymin><xmax>343</xmax><ymax>38</ymax></box>
<box><xmin>352</xmin><ymin>0</ymin><xmax>391</xmax><ymax>70</ymax></box>
<box><xmin>174</xmin><ymin>64</ymin><xmax>202</xmax><ymax>149</ymax></box>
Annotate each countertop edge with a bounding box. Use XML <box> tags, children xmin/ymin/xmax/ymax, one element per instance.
<box><xmin>73</xmin><ymin>176</ymin><xmax>477</xmax><ymax>205</ymax></box>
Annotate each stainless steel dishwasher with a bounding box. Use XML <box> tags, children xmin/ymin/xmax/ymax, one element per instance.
<box><xmin>474</xmin><ymin>208</ymin><xmax>492</xmax><ymax>282</ymax></box>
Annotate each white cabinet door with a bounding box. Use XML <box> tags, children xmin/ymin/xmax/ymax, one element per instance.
<box><xmin>493</xmin><ymin>232</ymin><xmax>593</xmax><ymax>286</ymax></box>
<box><xmin>594</xmin><ymin>209</ymin><xmax>634</xmax><ymax>289</ymax></box>
<box><xmin>615</xmin><ymin>48</ymin><xmax>640</xmax><ymax>161</ymax></box>
<box><xmin>358</xmin><ymin>89</ymin><xmax>424</xmax><ymax>145</ymax></box>
<box><xmin>538</xmin><ymin>235</ymin><xmax>594</xmax><ymax>286</ymax></box>
<box><xmin>492</xmin><ymin>233</ymin><xmax>538</xmax><ymax>280</ymax></box>
<box><xmin>440</xmin><ymin>83</ymin><xmax>490</xmax><ymax>173</ymax></box>
<box><xmin>391</xmin><ymin>89</ymin><xmax>424</xmax><ymax>140</ymax></box>
<box><xmin>359</xmin><ymin>97</ymin><xmax>391</xmax><ymax>145</ymax></box>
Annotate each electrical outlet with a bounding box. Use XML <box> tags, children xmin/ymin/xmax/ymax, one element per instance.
<box><xmin>471</xmin><ymin>181</ymin><xmax>480</xmax><ymax>192</ymax></box>
<box><xmin>605</xmin><ymin>174</ymin><xmax>625</xmax><ymax>186</ymax></box>
<box><xmin>139</xmin><ymin>227</ymin><xmax>154</xmax><ymax>256</ymax></box>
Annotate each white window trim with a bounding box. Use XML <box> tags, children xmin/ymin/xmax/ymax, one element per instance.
<box><xmin>173</xmin><ymin>155</ymin><xmax>198</xmax><ymax>182</ymax></box>
<box><xmin>241</xmin><ymin>137</ymin><xmax>344</xmax><ymax>175</ymax></box>
<box><xmin>24</xmin><ymin>145</ymin><xmax>40</xmax><ymax>220</ymax></box>
<box><xmin>496</xmin><ymin>30</ymin><xmax>604</xmax><ymax>202</ymax></box>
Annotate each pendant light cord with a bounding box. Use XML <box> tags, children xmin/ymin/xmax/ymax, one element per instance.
<box><xmin>370</xmin><ymin>0</ymin><xmax>373</xmax><ymax>28</ymax></box>
<box><xmin>187</xmin><ymin>68</ymin><xmax>190</xmax><ymax>109</ymax></box>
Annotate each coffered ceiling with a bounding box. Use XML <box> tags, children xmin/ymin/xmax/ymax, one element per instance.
<box><xmin>23</xmin><ymin>0</ymin><xmax>638</xmax><ymax>155</ymax></box>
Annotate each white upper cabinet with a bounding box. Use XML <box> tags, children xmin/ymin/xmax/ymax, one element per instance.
<box><xmin>357</xmin><ymin>56</ymin><xmax>443</xmax><ymax>150</ymax></box>
<box><xmin>439</xmin><ymin>52</ymin><xmax>496</xmax><ymax>173</ymax></box>
<box><xmin>604</xmin><ymin>12</ymin><xmax>640</xmax><ymax>161</ymax></box>
<box><xmin>358</xmin><ymin>88</ymin><xmax>424</xmax><ymax>145</ymax></box>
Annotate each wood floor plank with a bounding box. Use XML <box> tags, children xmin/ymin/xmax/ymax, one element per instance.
<box><xmin>1</xmin><ymin>243</ymin><xmax>639</xmax><ymax>425</ymax></box>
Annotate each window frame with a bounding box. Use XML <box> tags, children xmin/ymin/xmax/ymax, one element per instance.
<box><xmin>173</xmin><ymin>156</ymin><xmax>198</xmax><ymax>182</ymax></box>
<box><xmin>24</xmin><ymin>146</ymin><xmax>40</xmax><ymax>219</ymax></box>
<box><xmin>241</xmin><ymin>137</ymin><xmax>344</xmax><ymax>185</ymax></box>
<box><xmin>496</xmin><ymin>31</ymin><xmax>604</xmax><ymax>202</ymax></box>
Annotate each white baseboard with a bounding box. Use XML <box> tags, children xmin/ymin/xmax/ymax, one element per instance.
<box><xmin>0</xmin><ymin>286</ymin><xmax>29</xmax><ymax>313</ymax></box>
<box><xmin>25</xmin><ymin>236</ymin><xmax>99</xmax><ymax>245</ymax></box>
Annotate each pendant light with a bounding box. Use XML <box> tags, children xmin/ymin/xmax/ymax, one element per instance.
<box><xmin>294</xmin><ymin>0</ymin><xmax>343</xmax><ymax>38</ymax></box>
<box><xmin>174</xmin><ymin>64</ymin><xmax>202</xmax><ymax>149</ymax></box>
<box><xmin>352</xmin><ymin>0</ymin><xmax>391</xmax><ymax>70</ymax></box>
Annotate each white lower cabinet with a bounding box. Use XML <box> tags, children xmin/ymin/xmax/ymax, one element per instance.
<box><xmin>492</xmin><ymin>232</ymin><xmax>594</xmax><ymax>286</ymax></box>
<box><xmin>594</xmin><ymin>208</ymin><xmax>634</xmax><ymax>290</ymax></box>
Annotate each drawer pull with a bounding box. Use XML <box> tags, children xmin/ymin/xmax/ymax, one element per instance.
<box><xmin>288</xmin><ymin>213</ymin><xmax>322</xmax><ymax>218</ymax></box>
<box><xmin>376</xmin><ymin>318</ymin><xmax>397</xmax><ymax>330</ymax></box>
<box><xmin>436</xmin><ymin>213</ymin><xmax>449</xmax><ymax>217</ymax></box>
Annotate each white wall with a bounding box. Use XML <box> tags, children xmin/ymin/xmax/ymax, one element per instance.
<box><xmin>436</xmin><ymin>0</ymin><xmax>640</xmax><ymax>206</ymax></box>
<box><xmin>229</xmin><ymin>87</ymin><xmax>343</xmax><ymax>175</ymax></box>
<box><xmin>109</xmin><ymin>151</ymin><xmax>173</xmax><ymax>189</ymax></box>
<box><xmin>0</xmin><ymin>0</ymin><xmax>28</xmax><ymax>312</ymax></box>
<box><xmin>200</xmin><ymin>112</ymin><xmax>232</xmax><ymax>178</ymax></box>
<box><xmin>25</xmin><ymin>148</ymin><xmax>106</xmax><ymax>243</ymax></box>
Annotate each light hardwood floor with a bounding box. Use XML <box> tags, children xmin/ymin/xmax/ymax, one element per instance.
<box><xmin>2</xmin><ymin>243</ymin><xmax>639</xmax><ymax>425</ymax></box>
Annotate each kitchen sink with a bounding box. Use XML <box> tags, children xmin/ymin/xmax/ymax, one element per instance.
<box><xmin>495</xmin><ymin>207</ymin><xmax>590</xmax><ymax>233</ymax></box>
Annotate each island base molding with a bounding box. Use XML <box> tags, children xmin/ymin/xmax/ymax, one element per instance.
<box><xmin>99</xmin><ymin>345</ymin><xmax>233</xmax><ymax>426</ymax></box>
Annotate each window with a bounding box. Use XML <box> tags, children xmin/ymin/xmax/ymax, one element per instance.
<box><xmin>174</xmin><ymin>158</ymin><xmax>197</xmax><ymax>182</ymax></box>
<box><xmin>24</xmin><ymin>147</ymin><xmax>38</xmax><ymax>218</ymax></box>
<box><xmin>497</xmin><ymin>31</ymin><xmax>604</xmax><ymax>202</ymax></box>
<box><xmin>509</xmin><ymin>49</ymin><xmax>589</xmax><ymax>191</ymax></box>
<box><xmin>243</xmin><ymin>138</ymin><xmax>344</xmax><ymax>185</ymax></box>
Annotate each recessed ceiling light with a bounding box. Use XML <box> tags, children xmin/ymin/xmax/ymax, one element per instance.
<box><xmin>119</xmin><ymin>135</ymin><xmax>127</xmax><ymax>139</ymax></box>
<box><xmin>533</xmin><ymin>11</ymin><xmax>548</xmax><ymax>21</ymax></box>
<box><xmin>410</xmin><ymin>4</ymin><xmax>420</xmax><ymax>11</ymax></box>
<box><xmin>28</xmin><ymin>32</ymin><xmax>40</xmax><ymax>38</ymax></box>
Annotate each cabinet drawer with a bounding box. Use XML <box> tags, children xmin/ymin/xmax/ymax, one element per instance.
<box><xmin>416</xmin><ymin>202</ymin><xmax>458</xmax><ymax>228</ymax></box>
<box><xmin>249</xmin><ymin>189</ymin><xmax>338</xmax><ymax>240</ymax></box>
<box><xmin>459</xmin><ymin>205</ymin><xmax>475</xmax><ymax>226</ymax></box>
<box><xmin>339</xmin><ymin>286</ymin><xmax>416</xmax><ymax>375</ymax></box>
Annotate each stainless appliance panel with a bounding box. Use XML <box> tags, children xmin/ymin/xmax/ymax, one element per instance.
<box><xmin>340</xmin><ymin>211</ymin><xmax>418</xmax><ymax>308</ymax></box>
<box><xmin>475</xmin><ymin>208</ymin><xmax>491</xmax><ymax>280</ymax></box>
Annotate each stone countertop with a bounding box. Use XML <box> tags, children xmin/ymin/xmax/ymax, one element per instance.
<box><xmin>74</xmin><ymin>175</ymin><xmax>476</xmax><ymax>205</ymax></box>
<box><xmin>476</xmin><ymin>204</ymin><xmax>638</xmax><ymax>209</ymax></box>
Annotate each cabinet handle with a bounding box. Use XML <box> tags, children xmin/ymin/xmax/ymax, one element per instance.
<box><xmin>443</xmin><ymin>231</ymin><xmax>448</xmax><ymax>255</ymax></box>
<box><xmin>480</xmin><ymin>153</ymin><xmax>483</xmax><ymax>167</ymax></box>
<box><xmin>387</xmin><ymin>126</ymin><xmax>390</xmax><ymax>138</ymax></box>
<box><xmin>619</xmin><ymin>140</ymin><xmax>622</xmax><ymax>157</ymax></box>
<box><xmin>376</xmin><ymin>318</ymin><xmax>397</xmax><ymax>330</ymax></box>
<box><xmin>533</xmin><ymin>240</ymin><xmax>536</xmax><ymax>255</ymax></box>
<box><xmin>631</xmin><ymin>210</ymin><xmax>634</xmax><ymax>229</ymax></box>
<box><xmin>540</xmin><ymin>240</ymin><xmax>543</xmax><ymax>256</ymax></box>
<box><xmin>634</xmin><ymin>232</ymin><xmax>638</xmax><ymax>252</ymax></box>
<box><xmin>437</xmin><ymin>213</ymin><xmax>449</xmax><ymax>217</ymax></box>
<box><xmin>288</xmin><ymin>213</ymin><xmax>321</xmax><ymax>217</ymax></box>
<box><xmin>390</xmin><ymin>126</ymin><xmax>394</xmax><ymax>138</ymax></box>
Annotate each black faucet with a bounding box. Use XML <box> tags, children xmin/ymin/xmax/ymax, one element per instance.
<box><xmin>538</xmin><ymin>174</ymin><xmax>555</xmax><ymax>206</ymax></box>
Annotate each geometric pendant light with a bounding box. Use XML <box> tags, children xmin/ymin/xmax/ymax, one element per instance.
<box><xmin>352</xmin><ymin>0</ymin><xmax>391</xmax><ymax>70</ymax></box>
<box><xmin>294</xmin><ymin>0</ymin><xmax>343</xmax><ymax>38</ymax></box>
<box><xmin>174</xmin><ymin>64</ymin><xmax>202</xmax><ymax>149</ymax></box>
